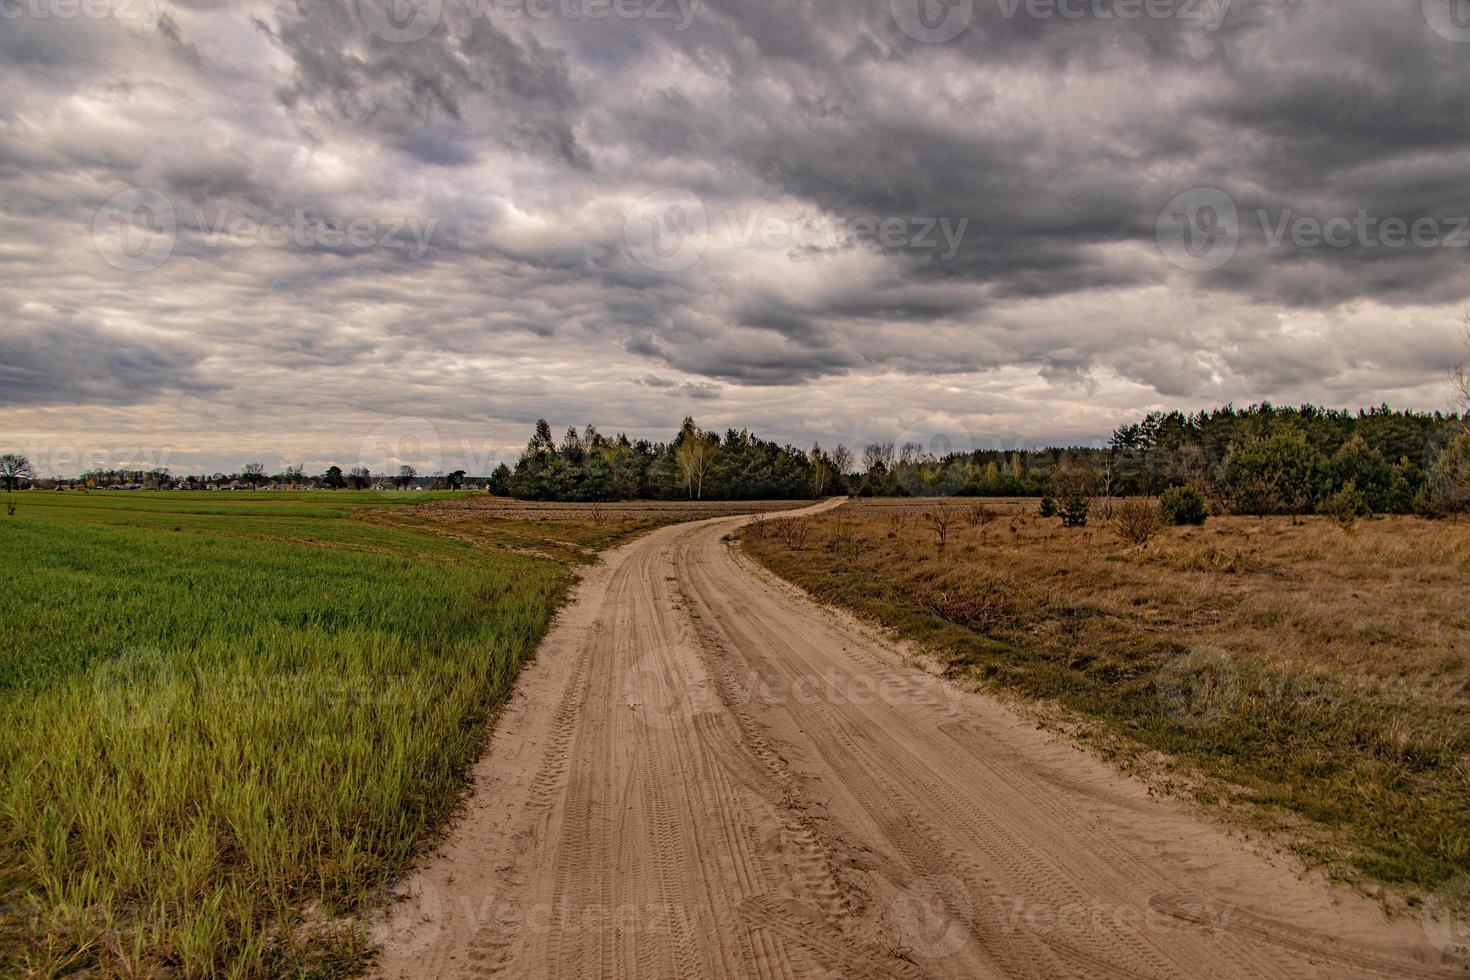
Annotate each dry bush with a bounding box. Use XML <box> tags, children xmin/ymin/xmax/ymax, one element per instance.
<box><xmin>912</xmin><ymin>577</ymin><xmax>1025</xmax><ymax>631</ymax></box>
<box><xmin>1112</xmin><ymin>498</ymin><xmax>1167</xmax><ymax>548</ymax></box>
<box><xmin>962</xmin><ymin>502</ymin><xmax>997</xmax><ymax>528</ymax></box>
<box><xmin>826</xmin><ymin>524</ymin><xmax>866</xmax><ymax>560</ymax></box>
<box><xmin>926</xmin><ymin>504</ymin><xmax>955</xmax><ymax>548</ymax></box>
<box><xmin>770</xmin><ymin>516</ymin><xmax>810</xmax><ymax>551</ymax></box>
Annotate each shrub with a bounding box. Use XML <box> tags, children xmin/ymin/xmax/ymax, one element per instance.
<box><xmin>1328</xmin><ymin>435</ymin><xmax>1391</xmax><ymax>513</ymax></box>
<box><xmin>1219</xmin><ymin>431</ymin><xmax>1326</xmax><ymax>515</ymax></box>
<box><xmin>962</xmin><ymin>502</ymin><xmax>997</xmax><ymax>527</ymax></box>
<box><xmin>1039</xmin><ymin>494</ymin><xmax>1057</xmax><ymax>518</ymax></box>
<box><xmin>1049</xmin><ymin>459</ymin><xmax>1100</xmax><ymax>528</ymax></box>
<box><xmin>1160</xmin><ymin>486</ymin><xmax>1207</xmax><ymax>526</ymax></box>
<box><xmin>1113</xmin><ymin>498</ymin><xmax>1167</xmax><ymax>547</ymax></box>
<box><xmin>1321</xmin><ymin>483</ymin><xmax>1370</xmax><ymax>529</ymax></box>
<box><xmin>926</xmin><ymin>504</ymin><xmax>955</xmax><ymax>547</ymax></box>
<box><xmin>1430</xmin><ymin>430</ymin><xmax>1470</xmax><ymax>517</ymax></box>
<box><xmin>1059</xmin><ymin>493</ymin><xmax>1091</xmax><ymax>528</ymax></box>
<box><xmin>769</xmin><ymin>516</ymin><xmax>810</xmax><ymax>550</ymax></box>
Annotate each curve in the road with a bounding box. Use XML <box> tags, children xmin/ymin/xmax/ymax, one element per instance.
<box><xmin>372</xmin><ymin>501</ymin><xmax>1464</xmax><ymax>979</ymax></box>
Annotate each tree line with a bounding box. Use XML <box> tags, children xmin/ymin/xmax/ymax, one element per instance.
<box><xmin>6</xmin><ymin>461</ymin><xmax>475</xmax><ymax>492</ymax></box>
<box><xmin>503</xmin><ymin>403</ymin><xmax>1470</xmax><ymax>518</ymax></box>
<box><xmin>6</xmin><ymin>401</ymin><xmax>1467</xmax><ymax>519</ymax></box>
<box><xmin>505</xmin><ymin>418</ymin><xmax>835</xmax><ymax>501</ymax></box>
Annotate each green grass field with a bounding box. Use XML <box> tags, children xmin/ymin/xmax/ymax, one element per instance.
<box><xmin>0</xmin><ymin>491</ymin><xmax>581</xmax><ymax>977</ymax></box>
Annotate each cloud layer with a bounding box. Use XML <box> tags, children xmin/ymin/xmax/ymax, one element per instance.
<box><xmin>3</xmin><ymin>0</ymin><xmax>1468</xmax><ymax>474</ymax></box>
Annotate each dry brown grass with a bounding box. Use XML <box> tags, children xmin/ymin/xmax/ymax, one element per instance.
<box><xmin>742</xmin><ymin>497</ymin><xmax>1470</xmax><ymax>903</ymax></box>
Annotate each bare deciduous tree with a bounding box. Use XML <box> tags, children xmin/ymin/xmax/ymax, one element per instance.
<box><xmin>810</xmin><ymin>443</ymin><xmax>832</xmax><ymax>498</ymax></box>
<box><xmin>830</xmin><ymin>444</ymin><xmax>853</xmax><ymax>482</ymax></box>
<box><xmin>1453</xmin><ymin>313</ymin><xmax>1470</xmax><ymax>417</ymax></box>
<box><xmin>927</xmin><ymin>504</ymin><xmax>955</xmax><ymax>548</ymax></box>
<box><xmin>241</xmin><ymin>462</ymin><xmax>266</xmax><ymax>490</ymax></box>
<box><xmin>863</xmin><ymin>441</ymin><xmax>895</xmax><ymax>473</ymax></box>
<box><xmin>0</xmin><ymin>453</ymin><xmax>32</xmax><ymax>493</ymax></box>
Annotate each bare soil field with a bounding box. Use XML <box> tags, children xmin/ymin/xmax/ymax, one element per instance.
<box><xmin>371</xmin><ymin>500</ymin><xmax>1467</xmax><ymax>978</ymax></box>
<box><xmin>368</xmin><ymin>497</ymin><xmax>814</xmax><ymax>563</ymax></box>
<box><xmin>743</xmin><ymin>498</ymin><xmax>1470</xmax><ymax>909</ymax></box>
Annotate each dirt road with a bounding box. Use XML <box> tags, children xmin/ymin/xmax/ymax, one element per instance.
<box><xmin>372</xmin><ymin>501</ymin><xmax>1464</xmax><ymax>979</ymax></box>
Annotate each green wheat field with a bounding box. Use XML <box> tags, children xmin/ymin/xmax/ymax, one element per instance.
<box><xmin>0</xmin><ymin>491</ymin><xmax>573</xmax><ymax>977</ymax></box>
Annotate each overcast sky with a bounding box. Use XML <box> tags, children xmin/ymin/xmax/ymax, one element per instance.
<box><xmin>4</xmin><ymin>0</ymin><xmax>1469</xmax><ymax>475</ymax></box>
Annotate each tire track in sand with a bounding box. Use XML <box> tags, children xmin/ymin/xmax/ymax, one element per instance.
<box><xmin>373</xmin><ymin>501</ymin><xmax>1466</xmax><ymax>980</ymax></box>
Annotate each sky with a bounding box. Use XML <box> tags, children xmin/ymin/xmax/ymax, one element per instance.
<box><xmin>3</xmin><ymin>0</ymin><xmax>1469</xmax><ymax>476</ymax></box>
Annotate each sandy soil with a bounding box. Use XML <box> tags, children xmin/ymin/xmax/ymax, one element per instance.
<box><xmin>370</xmin><ymin>500</ymin><xmax>1466</xmax><ymax>979</ymax></box>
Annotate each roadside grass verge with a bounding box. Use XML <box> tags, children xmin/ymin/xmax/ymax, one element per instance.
<box><xmin>741</xmin><ymin>500</ymin><xmax>1470</xmax><ymax>908</ymax></box>
<box><xmin>0</xmin><ymin>492</ymin><xmax>591</xmax><ymax>976</ymax></box>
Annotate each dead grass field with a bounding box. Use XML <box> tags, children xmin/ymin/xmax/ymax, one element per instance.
<box><xmin>742</xmin><ymin>498</ymin><xmax>1470</xmax><ymax>907</ymax></box>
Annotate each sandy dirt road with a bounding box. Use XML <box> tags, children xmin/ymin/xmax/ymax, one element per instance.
<box><xmin>372</xmin><ymin>501</ymin><xmax>1465</xmax><ymax>979</ymax></box>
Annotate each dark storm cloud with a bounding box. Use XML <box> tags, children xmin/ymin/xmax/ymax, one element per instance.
<box><xmin>2</xmin><ymin>0</ymin><xmax>1468</xmax><ymax>469</ymax></box>
<box><xmin>0</xmin><ymin>315</ymin><xmax>211</xmax><ymax>406</ymax></box>
<box><xmin>264</xmin><ymin>1</ymin><xmax>586</xmax><ymax>166</ymax></box>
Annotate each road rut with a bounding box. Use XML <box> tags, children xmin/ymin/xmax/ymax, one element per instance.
<box><xmin>372</xmin><ymin>501</ymin><xmax>1464</xmax><ymax>979</ymax></box>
